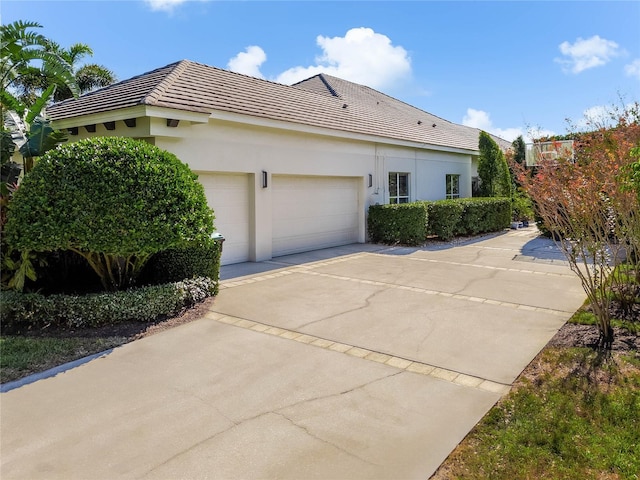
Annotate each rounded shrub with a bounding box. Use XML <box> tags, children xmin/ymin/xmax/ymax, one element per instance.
<box><xmin>4</xmin><ymin>137</ymin><xmax>215</xmax><ymax>290</ymax></box>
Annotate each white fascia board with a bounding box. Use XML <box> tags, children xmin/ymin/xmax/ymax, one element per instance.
<box><xmin>50</xmin><ymin>106</ymin><xmax>210</xmax><ymax>130</ymax></box>
<box><xmin>209</xmin><ymin>110</ymin><xmax>477</xmax><ymax>156</ymax></box>
<box><xmin>144</xmin><ymin>106</ymin><xmax>210</xmax><ymax>124</ymax></box>
<box><xmin>50</xmin><ymin>106</ymin><xmax>148</xmax><ymax>130</ymax></box>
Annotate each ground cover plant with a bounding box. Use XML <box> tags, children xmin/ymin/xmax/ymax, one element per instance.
<box><xmin>432</xmin><ymin>346</ymin><xmax>640</xmax><ymax>480</ymax></box>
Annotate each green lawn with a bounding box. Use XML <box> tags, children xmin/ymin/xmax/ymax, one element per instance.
<box><xmin>434</xmin><ymin>347</ymin><xmax>640</xmax><ymax>479</ymax></box>
<box><xmin>0</xmin><ymin>335</ymin><xmax>127</xmax><ymax>384</ymax></box>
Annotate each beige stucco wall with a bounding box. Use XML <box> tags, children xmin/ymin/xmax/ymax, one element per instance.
<box><xmin>49</xmin><ymin>113</ymin><xmax>476</xmax><ymax>263</ymax></box>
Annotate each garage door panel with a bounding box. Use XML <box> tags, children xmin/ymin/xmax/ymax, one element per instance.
<box><xmin>273</xmin><ymin>176</ymin><xmax>359</xmax><ymax>257</ymax></box>
<box><xmin>198</xmin><ymin>173</ymin><xmax>250</xmax><ymax>265</ymax></box>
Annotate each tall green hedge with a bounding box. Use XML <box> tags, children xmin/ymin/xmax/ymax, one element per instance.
<box><xmin>367</xmin><ymin>203</ymin><xmax>428</xmax><ymax>245</ymax></box>
<box><xmin>368</xmin><ymin>197</ymin><xmax>511</xmax><ymax>244</ymax></box>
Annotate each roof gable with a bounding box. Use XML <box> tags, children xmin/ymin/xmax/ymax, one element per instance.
<box><xmin>48</xmin><ymin>60</ymin><xmax>507</xmax><ymax>152</ymax></box>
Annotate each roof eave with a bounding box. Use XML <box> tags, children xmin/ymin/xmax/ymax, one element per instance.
<box><xmin>50</xmin><ymin>105</ymin><xmax>210</xmax><ymax>130</ymax></box>
<box><xmin>209</xmin><ymin>110</ymin><xmax>478</xmax><ymax>155</ymax></box>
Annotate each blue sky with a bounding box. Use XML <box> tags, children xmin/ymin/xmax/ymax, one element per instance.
<box><xmin>3</xmin><ymin>0</ymin><xmax>639</xmax><ymax>142</ymax></box>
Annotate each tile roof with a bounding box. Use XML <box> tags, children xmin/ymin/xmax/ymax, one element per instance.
<box><xmin>48</xmin><ymin>59</ymin><xmax>509</xmax><ymax>152</ymax></box>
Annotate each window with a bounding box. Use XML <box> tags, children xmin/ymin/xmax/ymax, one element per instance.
<box><xmin>446</xmin><ymin>174</ymin><xmax>460</xmax><ymax>199</ymax></box>
<box><xmin>389</xmin><ymin>172</ymin><xmax>409</xmax><ymax>204</ymax></box>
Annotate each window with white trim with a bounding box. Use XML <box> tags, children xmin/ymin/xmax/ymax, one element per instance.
<box><xmin>389</xmin><ymin>172</ymin><xmax>409</xmax><ymax>204</ymax></box>
<box><xmin>446</xmin><ymin>174</ymin><xmax>460</xmax><ymax>199</ymax></box>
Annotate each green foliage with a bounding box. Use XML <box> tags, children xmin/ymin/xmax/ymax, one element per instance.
<box><xmin>426</xmin><ymin>200</ymin><xmax>465</xmax><ymax>240</ymax></box>
<box><xmin>367</xmin><ymin>203</ymin><xmax>428</xmax><ymax>245</ymax></box>
<box><xmin>1</xmin><ymin>336</ymin><xmax>125</xmax><ymax>384</ymax></box>
<box><xmin>459</xmin><ymin>197</ymin><xmax>512</xmax><ymax>235</ymax></box>
<box><xmin>4</xmin><ymin>137</ymin><xmax>215</xmax><ymax>290</ymax></box>
<box><xmin>511</xmin><ymin>135</ymin><xmax>526</xmax><ymax>165</ymax></box>
<box><xmin>478</xmin><ymin>131</ymin><xmax>512</xmax><ymax>197</ymax></box>
<box><xmin>141</xmin><ymin>238</ymin><xmax>223</xmax><ymax>295</ymax></box>
<box><xmin>427</xmin><ymin>198</ymin><xmax>510</xmax><ymax>240</ymax></box>
<box><xmin>511</xmin><ymin>190</ymin><xmax>534</xmax><ymax>221</ymax></box>
<box><xmin>450</xmin><ymin>348</ymin><xmax>640</xmax><ymax>479</ymax></box>
<box><xmin>368</xmin><ymin>198</ymin><xmax>510</xmax><ymax>244</ymax></box>
<box><xmin>18</xmin><ymin>116</ymin><xmax>67</xmax><ymax>160</ymax></box>
<box><xmin>0</xmin><ymin>277</ymin><xmax>216</xmax><ymax>333</ymax></box>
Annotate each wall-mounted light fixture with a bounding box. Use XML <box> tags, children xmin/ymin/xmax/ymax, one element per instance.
<box><xmin>368</xmin><ymin>174</ymin><xmax>373</xmax><ymax>188</ymax></box>
<box><xmin>262</xmin><ymin>170</ymin><xmax>268</xmax><ymax>188</ymax></box>
<box><xmin>85</xmin><ymin>124</ymin><xmax>96</xmax><ymax>133</ymax></box>
<box><xmin>166</xmin><ymin>119</ymin><xmax>180</xmax><ymax>128</ymax></box>
<box><xmin>104</xmin><ymin>121</ymin><xmax>116</xmax><ymax>131</ymax></box>
<box><xmin>68</xmin><ymin>127</ymin><xmax>79</xmax><ymax>136</ymax></box>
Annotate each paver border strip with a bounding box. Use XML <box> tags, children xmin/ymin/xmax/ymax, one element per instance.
<box><xmin>206</xmin><ymin>311</ymin><xmax>511</xmax><ymax>396</ymax></box>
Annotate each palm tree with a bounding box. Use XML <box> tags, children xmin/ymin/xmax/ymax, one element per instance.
<box><xmin>1</xmin><ymin>20</ymin><xmax>78</xmax><ymax>114</ymax></box>
<box><xmin>10</xmin><ymin>40</ymin><xmax>116</xmax><ymax>104</ymax></box>
<box><xmin>1</xmin><ymin>21</ymin><xmax>78</xmax><ymax>174</ymax></box>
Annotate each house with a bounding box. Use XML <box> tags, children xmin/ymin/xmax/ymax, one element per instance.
<box><xmin>48</xmin><ymin>60</ymin><xmax>507</xmax><ymax>265</ymax></box>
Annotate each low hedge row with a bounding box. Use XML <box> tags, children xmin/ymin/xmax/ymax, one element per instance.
<box><xmin>428</xmin><ymin>198</ymin><xmax>512</xmax><ymax>240</ymax></box>
<box><xmin>0</xmin><ymin>277</ymin><xmax>216</xmax><ymax>334</ymax></box>
<box><xmin>367</xmin><ymin>203</ymin><xmax>428</xmax><ymax>246</ymax></box>
<box><xmin>368</xmin><ymin>197</ymin><xmax>511</xmax><ymax>244</ymax></box>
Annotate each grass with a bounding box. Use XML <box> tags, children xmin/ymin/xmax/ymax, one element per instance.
<box><xmin>0</xmin><ymin>335</ymin><xmax>127</xmax><ymax>384</ymax></box>
<box><xmin>434</xmin><ymin>348</ymin><xmax>640</xmax><ymax>479</ymax></box>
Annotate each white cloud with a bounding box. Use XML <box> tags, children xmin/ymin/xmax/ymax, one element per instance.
<box><xmin>462</xmin><ymin>108</ymin><xmax>527</xmax><ymax>143</ymax></box>
<box><xmin>555</xmin><ymin>35</ymin><xmax>622</xmax><ymax>74</ymax></box>
<box><xmin>227</xmin><ymin>46</ymin><xmax>267</xmax><ymax>79</ymax></box>
<box><xmin>144</xmin><ymin>0</ymin><xmax>209</xmax><ymax>12</ymax></box>
<box><xmin>274</xmin><ymin>27</ymin><xmax>411</xmax><ymax>89</ymax></box>
<box><xmin>624</xmin><ymin>58</ymin><xmax>640</xmax><ymax>80</ymax></box>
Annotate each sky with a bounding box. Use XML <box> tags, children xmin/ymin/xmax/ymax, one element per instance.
<box><xmin>3</xmin><ymin>0</ymin><xmax>639</xmax><ymax>142</ymax></box>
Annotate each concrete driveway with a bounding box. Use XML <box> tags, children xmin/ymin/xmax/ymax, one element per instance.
<box><xmin>1</xmin><ymin>228</ymin><xmax>585</xmax><ymax>480</ymax></box>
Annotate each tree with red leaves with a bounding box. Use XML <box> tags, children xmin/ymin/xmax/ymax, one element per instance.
<box><xmin>514</xmin><ymin>103</ymin><xmax>640</xmax><ymax>349</ymax></box>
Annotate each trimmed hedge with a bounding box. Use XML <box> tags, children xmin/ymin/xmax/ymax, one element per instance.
<box><xmin>425</xmin><ymin>200</ymin><xmax>465</xmax><ymax>241</ymax></box>
<box><xmin>140</xmin><ymin>238</ymin><xmax>222</xmax><ymax>294</ymax></box>
<box><xmin>367</xmin><ymin>203</ymin><xmax>428</xmax><ymax>246</ymax></box>
<box><xmin>0</xmin><ymin>277</ymin><xmax>216</xmax><ymax>334</ymax></box>
<box><xmin>368</xmin><ymin>197</ymin><xmax>511</xmax><ymax>244</ymax></box>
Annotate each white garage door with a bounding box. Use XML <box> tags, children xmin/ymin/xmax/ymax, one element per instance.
<box><xmin>198</xmin><ymin>173</ymin><xmax>250</xmax><ymax>265</ymax></box>
<box><xmin>272</xmin><ymin>175</ymin><xmax>359</xmax><ymax>257</ymax></box>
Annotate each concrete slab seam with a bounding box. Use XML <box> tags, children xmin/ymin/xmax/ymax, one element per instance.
<box><xmin>400</xmin><ymin>256</ymin><xmax>574</xmax><ymax>278</ymax></box>
<box><xmin>298</xmin><ymin>270</ymin><xmax>572</xmax><ymax>317</ymax></box>
<box><xmin>208</xmin><ymin>312</ymin><xmax>511</xmax><ymax>396</ymax></box>
<box><xmin>218</xmin><ymin>253</ymin><xmax>370</xmax><ymax>290</ymax></box>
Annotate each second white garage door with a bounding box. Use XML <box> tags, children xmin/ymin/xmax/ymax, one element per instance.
<box><xmin>198</xmin><ymin>173</ymin><xmax>250</xmax><ymax>265</ymax></box>
<box><xmin>272</xmin><ymin>175</ymin><xmax>359</xmax><ymax>257</ymax></box>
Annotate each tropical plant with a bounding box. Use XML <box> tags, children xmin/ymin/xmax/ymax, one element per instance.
<box><xmin>4</xmin><ymin>137</ymin><xmax>215</xmax><ymax>291</ymax></box>
<box><xmin>0</xmin><ymin>20</ymin><xmax>78</xmax><ymax>115</ymax></box>
<box><xmin>11</xmin><ymin>40</ymin><xmax>116</xmax><ymax>104</ymax></box>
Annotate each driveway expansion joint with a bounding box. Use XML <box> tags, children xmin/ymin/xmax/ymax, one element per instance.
<box><xmin>205</xmin><ymin>311</ymin><xmax>511</xmax><ymax>396</ymax></box>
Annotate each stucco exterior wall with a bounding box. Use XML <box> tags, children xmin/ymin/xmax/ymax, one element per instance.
<box><xmin>48</xmin><ymin>114</ymin><xmax>476</xmax><ymax>263</ymax></box>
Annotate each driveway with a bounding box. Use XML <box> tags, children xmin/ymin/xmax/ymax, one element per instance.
<box><xmin>1</xmin><ymin>228</ymin><xmax>585</xmax><ymax>480</ymax></box>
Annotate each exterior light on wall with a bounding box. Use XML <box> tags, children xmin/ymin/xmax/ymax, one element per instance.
<box><xmin>368</xmin><ymin>174</ymin><xmax>373</xmax><ymax>188</ymax></box>
<box><xmin>262</xmin><ymin>170</ymin><xmax>268</xmax><ymax>188</ymax></box>
<box><xmin>166</xmin><ymin>119</ymin><xmax>180</xmax><ymax>127</ymax></box>
<box><xmin>104</xmin><ymin>121</ymin><xmax>116</xmax><ymax>131</ymax></box>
